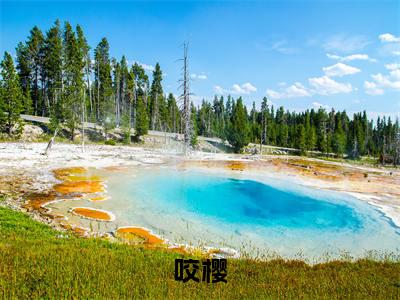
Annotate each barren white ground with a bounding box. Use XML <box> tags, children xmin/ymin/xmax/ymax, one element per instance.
<box><xmin>0</xmin><ymin>142</ymin><xmax>399</xmax><ymax>230</ymax></box>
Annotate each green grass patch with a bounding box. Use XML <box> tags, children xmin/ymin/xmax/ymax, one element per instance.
<box><xmin>104</xmin><ymin>139</ymin><xmax>117</xmax><ymax>146</ymax></box>
<box><xmin>0</xmin><ymin>207</ymin><xmax>399</xmax><ymax>299</ymax></box>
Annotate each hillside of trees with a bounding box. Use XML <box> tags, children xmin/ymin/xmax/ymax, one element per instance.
<box><xmin>0</xmin><ymin>20</ymin><xmax>399</xmax><ymax>164</ymax></box>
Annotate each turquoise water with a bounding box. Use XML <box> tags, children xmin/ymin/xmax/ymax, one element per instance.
<box><xmin>127</xmin><ymin>171</ymin><xmax>361</xmax><ymax>229</ymax></box>
<box><xmin>103</xmin><ymin>168</ymin><xmax>400</xmax><ymax>260</ymax></box>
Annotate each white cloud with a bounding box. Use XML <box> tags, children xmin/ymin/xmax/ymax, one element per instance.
<box><xmin>326</xmin><ymin>54</ymin><xmax>341</xmax><ymax>60</ymax></box>
<box><xmin>241</xmin><ymin>82</ymin><xmax>257</xmax><ymax>93</ymax></box>
<box><xmin>308</xmin><ymin>76</ymin><xmax>353</xmax><ymax>95</ymax></box>
<box><xmin>266</xmin><ymin>82</ymin><xmax>311</xmax><ymax>99</ymax></box>
<box><xmin>285</xmin><ymin>83</ymin><xmax>310</xmax><ymax>97</ymax></box>
<box><xmin>271</xmin><ymin>40</ymin><xmax>297</xmax><ymax>54</ymax></box>
<box><xmin>371</xmin><ymin>73</ymin><xmax>400</xmax><ymax>89</ymax></box>
<box><xmin>214</xmin><ymin>85</ymin><xmax>225</xmax><ymax>94</ymax></box>
<box><xmin>323</xmin><ymin>34</ymin><xmax>369</xmax><ymax>53</ymax></box>
<box><xmin>390</xmin><ymin>69</ymin><xmax>400</xmax><ymax>80</ymax></box>
<box><xmin>326</xmin><ymin>53</ymin><xmax>376</xmax><ymax>62</ymax></box>
<box><xmin>379</xmin><ymin>34</ymin><xmax>400</xmax><ymax>57</ymax></box>
<box><xmin>140</xmin><ymin>63</ymin><xmax>155</xmax><ymax>72</ymax></box>
<box><xmin>364</xmin><ymin>65</ymin><xmax>400</xmax><ymax>95</ymax></box>
<box><xmin>267</xmin><ymin>76</ymin><xmax>353</xmax><ymax>99</ymax></box>
<box><xmin>322</xmin><ymin>63</ymin><xmax>361</xmax><ymax>77</ymax></box>
<box><xmin>190</xmin><ymin>73</ymin><xmax>207</xmax><ymax>80</ymax></box>
<box><xmin>385</xmin><ymin>63</ymin><xmax>400</xmax><ymax>70</ymax></box>
<box><xmin>232</xmin><ymin>84</ymin><xmax>246</xmax><ymax>94</ymax></box>
<box><xmin>215</xmin><ymin>82</ymin><xmax>257</xmax><ymax>95</ymax></box>
<box><xmin>312</xmin><ymin>102</ymin><xmax>330</xmax><ymax>110</ymax></box>
<box><xmin>364</xmin><ymin>111</ymin><xmax>400</xmax><ymax>121</ymax></box>
<box><xmin>127</xmin><ymin>60</ymin><xmax>155</xmax><ymax>71</ymax></box>
<box><xmin>384</xmin><ymin>63</ymin><xmax>400</xmax><ymax>80</ymax></box>
<box><xmin>128</xmin><ymin>61</ymin><xmax>155</xmax><ymax>71</ymax></box>
<box><xmin>379</xmin><ymin>33</ymin><xmax>400</xmax><ymax>43</ymax></box>
<box><xmin>364</xmin><ymin>81</ymin><xmax>384</xmax><ymax>95</ymax></box>
<box><xmin>255</xmin><ymin>40</ymin><xmax>298</xmax><ymax>54</ymax></box>
<box><xmin>266</xmin><ymin>89</ymin><xmax>282</xmax><ymax>99</ymax></box>
<box><xmin>190</xmin><ymin>95</ymin><xmax>211</xmax><ymax>105</ymax></box>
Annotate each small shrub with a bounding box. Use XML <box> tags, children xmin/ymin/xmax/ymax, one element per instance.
<box><xmin>104</xmin><ymin>139</ymin><xmax>116</xmax><ymax>146</ymax></box>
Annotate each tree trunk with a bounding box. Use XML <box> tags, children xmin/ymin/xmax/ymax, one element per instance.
<box><xmin>86</xmin><ymin>61</ymin><xmax>93</xmax><ymax>115</ymax></box>
<box><xmin>34</xmin><ymin>67</ymin><xmax>39</xmax><ymax>116</ymax></box>
<box><xmin>82</xmin><ymin>90</ymin><xmax>85</xmax><ymax>152</ymax></box>
<box><xmin>133</xmin><ymin>82</ymin><xmax>137</xmax><ymax>127</ymax></box>
<box><xmin>44</xmin><ymin>128</ymin><xmax>58</xmax><ymax>155</ymax></box>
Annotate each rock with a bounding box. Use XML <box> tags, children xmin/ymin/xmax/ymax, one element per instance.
<box><xmin>73</xmin><ymin>130</ymin><xmax>82</xmax><ymax>140</ymax></box>
<box><xmin>107</xmin><ymin>132</ymin><xmax>123</xmax><ymax>142</ymax></box>
<box><xmin>14</xmin><ymin>124</ymin><xmax>44</xmax><ymax>142</ymax></box>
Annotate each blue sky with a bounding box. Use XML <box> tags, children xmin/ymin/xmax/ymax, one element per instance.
<box><xmin>1</xmin><ymin>0</ymin><xmax>399</xmax><ymax>119</ymax></box>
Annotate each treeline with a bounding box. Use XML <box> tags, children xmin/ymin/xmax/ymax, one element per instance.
<box><xmin>0</xmin><ymin>20</ymin><xmax>399</xmax><ymax>164</ymax></box>
<box><xmin>2</xmin><ymin>20</ymin><xmax>178</xmax><ymax>141</ymax></box>
<box><xmin>195</xmin><ymin>97</ymin><xmax>399</xmax><ymax>161</ymax></box>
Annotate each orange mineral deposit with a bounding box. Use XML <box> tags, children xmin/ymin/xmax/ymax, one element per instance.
<box><xmin>116</xmin><ymin>227</ymin><xmax>163</xmax><ymax>245</ymax></box>
<box><xmin>226</xmin><ymin>161</ymin><xmax>246</xmax><ymax>171</ymax></box>
<box><xmin>71</xmin><ymin>207</ymin><xmax>114</xmax><ymax>221</ymax></box>
<box><xmin>53</xmin><ymin>167</ymin><xmax>88</xmax><ymax>180</ymax></box>
<box><xmin>23</xmin><ymin>192</ymin><xmax>57</xmax><ymax>210</ymax></box>
<box><xmin>54</xmin><ymin>181</ymin><xmax>104</xmax><ymax>194</ymax></box>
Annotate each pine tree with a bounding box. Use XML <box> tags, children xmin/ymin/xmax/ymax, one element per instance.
<box><xmin>296</xmin><ymin>124</ymin><xmax>306</xmax><ymax>154</ymax></box>
<box><xmin>332</xmin><ymin>118</ymin><xmax>346</xmax><ymax>156</ymax></box>
<box><xmin>131</xmin><ymin>63</ymin><xmax>148</xmax><ymax>128</ymax></box>
<box><xmin>249</xmin><ymin>101</ymin><xmax>260</xmax><ymax>143</ymax></box>
<box><xmin>94</xmin><ymin>38</ymin><xmax>114</xmax><ymax>136</ymax></box>
<box><xmin>76</xmin><ymin>25</ymin><xmax>91</xmax><ymax>121</ymax></box>
<box><xmin>43</xmin><ymin>20</ymin><xmax>63</xmax><ymax>119</ymax></box>
<box><xmin>0</xmin><ymin>52</ymin><xmax>24</xmax><ymax>135</ymax></box>
<box><xmin>135</xmin><ymin>97</ymin><xmax>148</xmax><ymax>138</ymax></box>
<box><xmin>62</xmin><ymin>21</ymin><xmax>84</xmax><ymax>140</ymax></box>
<box><xmin>15</xmin><ymin>42</ymin><xmax>32</xmax><ymax>113</ymax></box>
<box><xmin>122</xmin><ymin>66</ymin><xmax>135</xmax><ymax>143</ymax></box>
<box><xmin>227</xmin><ymin>97</ymin><xmax>249</xmax><ymax>153</ymax></box>
<box><xmin>26</xmin><ymin>26</ymin><xmax>44</xmax><ymax>116</ymax></box>
<box><xmin>167</xmin><ymin>93</ymin><xmax>180</xmax><ymax>133</ymax></box>
<box><xmin>112</xmin><ymin>58</ymin><xmax>121</xmax><ymax>126</ymax></box>
<box><xmin>308</xmin><ymin>126</ymin><xmax>317</xmax><ymax>151</ymax></box>
<box><xmin>149</xmin><ymin>63</ymin><xmax>163</xmax><ymax>130</ymax></box>
<box><xmin>317</xmin><ymin>108</ymin><xmax>328</xmax><ymax>153</ymax></box>
<box><xmin>190</xmin><ymin>102</ymin><xmax>198</xmax><ymax>147</ymax></box>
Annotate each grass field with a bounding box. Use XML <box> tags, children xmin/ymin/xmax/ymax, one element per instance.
<box><xmin>0</xmin><ymin>206</ymin><xmax>399</xmax><ymax>299</ymax></box>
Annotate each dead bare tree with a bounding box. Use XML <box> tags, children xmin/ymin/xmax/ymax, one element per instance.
<box><xmin>178</xmin><ymin>42</ymin><xmax>192</xmax><ymax>153</ymax></box>
<box><xmin>43</xmin><ymin>128</ymin><xmax>58</xmax><ymax>155</ymax></box>
<box><xmin>81</xmin><ymin>88</ymin><xmax>86</xmax><ymax>152</ymax></box>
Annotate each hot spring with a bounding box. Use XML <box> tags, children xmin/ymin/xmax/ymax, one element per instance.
<box><xmin>52</xmin><ymin>166</ymin><xmax>400</xmax><ymax>261</ymax></box>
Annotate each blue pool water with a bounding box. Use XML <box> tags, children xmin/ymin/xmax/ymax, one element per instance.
<box><xmin>128</xmin><ymin>172</ymin><xmax>361</xmax><ymax>229</ymax></box>
<box><xmin>103</xmin><ymin>168</ymin><xmax>400</xmax><ymax>260</ymax></box>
